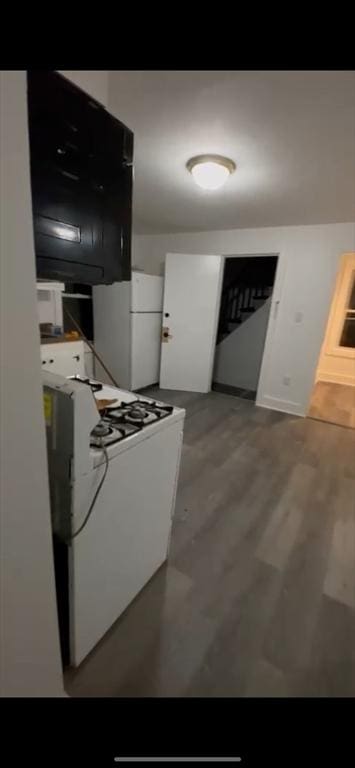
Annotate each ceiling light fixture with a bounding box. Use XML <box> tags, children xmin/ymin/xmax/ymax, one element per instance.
<box><xmin>186</xmin><ymin>154</ymin><xmax>236</xmax><ymax>190</ymax></box>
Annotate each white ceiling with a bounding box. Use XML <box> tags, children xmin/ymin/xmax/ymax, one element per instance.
<box><xmin>108</xmin><ymin>70</ymin><xmax>355</xmax><ymax>234</ymax></box>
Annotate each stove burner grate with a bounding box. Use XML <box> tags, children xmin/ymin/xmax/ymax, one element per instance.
<box><xmin>91</xmin><ymin>398</ymin><xmax>175</xmax><ymax>447</ymax></box>
<box><xmin>106</xmin><ymin>399</ymin><xmax>174</xmax><ymax>423</ymax></box>
<box><xmin>91</xmin><ymin>422</ymin><xmax>113</xmax><ymax>438</ymax></box>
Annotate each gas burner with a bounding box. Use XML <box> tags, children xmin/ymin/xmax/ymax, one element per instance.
<box><xmin>120</xmin><ymin>399</ymin><xmax>174</xmax><ymax>423</ymax></box>
<box><xmin>128</xmin><ymin>405</ymin><xmax>148</xmax><ymax>422</ymax></box>
<box><xmin>91</xmin><ymin>422</ymin><xmax>112</xmax><ymax>438</ymax></box>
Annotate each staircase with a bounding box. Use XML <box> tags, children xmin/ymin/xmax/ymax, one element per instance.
<box><xmin>217</xmin><ymin>258</ymin><xmax>276</xmax><ymax>343</ymax></box>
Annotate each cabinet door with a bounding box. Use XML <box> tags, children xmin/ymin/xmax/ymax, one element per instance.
<box><xmin>96</xmin><ymin>109</ymin><xmax>133</xmax><ymax>282</ymax></box>
<box><xmin>84</xmin><ymin>347</ymin><xmax>95</xmax><ymax>378</ymax></box>
<box><xmin>41</xmin><ymin>342</ymin><xmax>85</xmax><ymax>377</ymax></box>
<box><xmin>28</xmin><ymin>71</ymin><xmax>104</xmax><ymax>283</ymax></box>
<box><xmin>28</xmin><ymin>70</ymin><xmax>133</xmax><ymax>285</ymax></box>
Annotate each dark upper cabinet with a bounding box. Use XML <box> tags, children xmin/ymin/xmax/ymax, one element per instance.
<box><xmin>27</xmin><ymin>71</ymin><xmax>133</xmax><ymax>284</ymax></box>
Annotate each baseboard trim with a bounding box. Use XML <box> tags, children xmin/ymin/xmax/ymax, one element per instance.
<box><xmin>135</xmin><ymin>382</ymin><xmax>160</xmax><ymax>393</ymax></box>
<box><xmin>212</xmin><ymin>382</ymin><xmax>256</xmax><ymax>401</ymax></box>
<box><xmin>256</xmin><ymin>395</ymin><xmax>305</xmax><ymax>417</ymax></box>
<box><xmin>317</xmin><ymin>371</ymin><xmax>355</xmax><ymax>387</ymax></box>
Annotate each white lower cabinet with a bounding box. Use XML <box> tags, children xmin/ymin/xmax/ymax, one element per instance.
<box><xmin>40</xmin><ymin>341</ymin><xmax>86</xmax><ymax>377</ymax></box>
<box><xmin>84</xmin><ymin>347</ymin><xmax>95</xmax><ymax>378</ymax></box>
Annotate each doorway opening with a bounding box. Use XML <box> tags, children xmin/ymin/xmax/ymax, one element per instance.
<box><xmin>308</xmin><ymin>252</ymin><xmax>355</xmax><ymax>429</ymax></box>
<box><xmin>212</xmin><ymin>255</ymin><xmax>278</xmax><ymax>402</ymax></box>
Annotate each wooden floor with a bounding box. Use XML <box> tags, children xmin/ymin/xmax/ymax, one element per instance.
<box><xmin>308</xmin><ymin>381</ymin><xmax>355</xmax><ymax>429</ymax></box>
<box><xmin>65</xmin><ymin>389</ymin><xmax>355</xmax><ymax>698</ymax></box>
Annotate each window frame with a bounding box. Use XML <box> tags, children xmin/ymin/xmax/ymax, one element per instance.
<box><xmin>325</xmin><ymin>253</ymin><xmax>355</xmax><ymax>359</ymax></box>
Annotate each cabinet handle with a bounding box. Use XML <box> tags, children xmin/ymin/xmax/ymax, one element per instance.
<box><xmin>73</xmin><ymin>355</ymin><xmax>80</xmax><ymax>361</ymax></box>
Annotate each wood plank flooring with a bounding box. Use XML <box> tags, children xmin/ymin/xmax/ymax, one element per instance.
<box><xmin>65</xmin><ymin>389</ymin><xmax>355</xmax><ymax>697</ymax></box>
<box><xmin>308</xmin><ymin>380</ymin><xmax>355</xmax><ymax>429</ymax></box>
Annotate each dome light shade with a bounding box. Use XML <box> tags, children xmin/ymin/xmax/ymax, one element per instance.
<box><xmin>187</xmin><ymin>154</ymin><xmax>236</xmax><ymax>190</ymax></box>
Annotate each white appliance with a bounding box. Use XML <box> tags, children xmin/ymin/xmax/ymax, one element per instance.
<box><xmin>131</xmin><ymin>272</ymin><xmax>164</xmax><ymax>390</ymax></box>
<box><xmin>43</xmin><ymin>371</ymin><xmax>185</xmax><ymax>667</ymax></box>
<box><xmin>36</xmin><ymin>281</ymin><xmax>64</xmax><ymax>329</ymax></box>
<box><xmin>93</xmin><ymin>272</ymin><xmax>164</xmax><ymax>392</ymax></box>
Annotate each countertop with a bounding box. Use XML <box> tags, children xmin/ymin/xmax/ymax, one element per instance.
<box><xmin>40</xmin><ymin>336</ymin><xmax>85</xmax><ymax>345</ymax></box>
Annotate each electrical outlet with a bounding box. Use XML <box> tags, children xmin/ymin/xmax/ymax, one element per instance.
<box><xmin>283</xmin><ymin>376</ymin><xmax>291</xmax><ymax>386</ymax></box>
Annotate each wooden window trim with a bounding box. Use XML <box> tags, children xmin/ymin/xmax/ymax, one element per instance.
<box><xmin>325</xmin><ymin>253</ymin><xmax>355</xmax><ymax>360</ymax></box>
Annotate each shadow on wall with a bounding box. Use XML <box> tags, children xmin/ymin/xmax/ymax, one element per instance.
<box><xmin>213</xmin><ymin>255</ymin><xmax>278</xmax><ymax>396</ymax></box>
<box><xmin>214</xmin><ymin>297</ymin><xmax>272</xmax><ymax>392</ymax></box>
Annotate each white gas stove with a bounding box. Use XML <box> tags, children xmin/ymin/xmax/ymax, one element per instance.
<box><xmin>67</xmin><ymin>374</ymin><xmax>182</xmax><ymax>454</ymax></box>
<box><xmin>43</xmin><ymin>371</ymin><xmax>185</xmax><ymax>667</ymax></box>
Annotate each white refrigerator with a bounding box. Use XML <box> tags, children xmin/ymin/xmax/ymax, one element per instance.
<box><xmin>93</xmin><ymin>272</ymin><xmax>164</xmax><ymax>392</ymax></box>
<box><xmin>131</xmin><ymin>272</ymin><xmax>164</xmax><ymax>391</ymax></box>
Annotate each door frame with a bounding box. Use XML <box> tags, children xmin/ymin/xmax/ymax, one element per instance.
<box><xmin>214</xmin><ymin>252</ymin><xmax>284</xmax><ymax>404</ymax></box>
<box><xmin>321</xmin><ymin>252</ymin><xmax>355</xmax><ymax>360</ymax></box>
<box><xmin>306</xmin><ymin>251</ymin><xmax>355</xmax><ymax>409</ymax></box>
<box><xmin>206</xmin><ymin>255</ymin><xmax>225</xmax><ymax>392</ymax></box>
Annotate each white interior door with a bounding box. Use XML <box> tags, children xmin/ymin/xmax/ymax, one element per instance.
<box><xmin>160</xmin><ymin>253</ymin><xmax>224</xmax><ymax>393</ymax></box>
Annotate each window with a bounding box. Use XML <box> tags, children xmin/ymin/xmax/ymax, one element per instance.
<box><xmin>339</xmin><ymin>271</ymin><xmax>355</xmax><ymax>348</ymax></box>
<box><xmin>325</xmin><ymin>253</ymin><xmax>355</xmax><ymax>359</ymax></box>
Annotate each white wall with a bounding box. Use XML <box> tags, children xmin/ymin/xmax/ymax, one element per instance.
<box><xmin>0</xmin><ymin>72</ymin><xmax>64</xmax><ymax>696</ymax></box>
<box><xmin>133</xmin><ymin>222</ymin><xmax>355</xmax><ymax>416</ymax></box>
<box><xmin>214</xmin><ymin>298</ymin><xmax>272</xmax><ymax>391</ymax></box>
<box><xmin>59</xmin><ymin>70</ymin><xmax>109</xmax><ymax>107</ymax></box>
